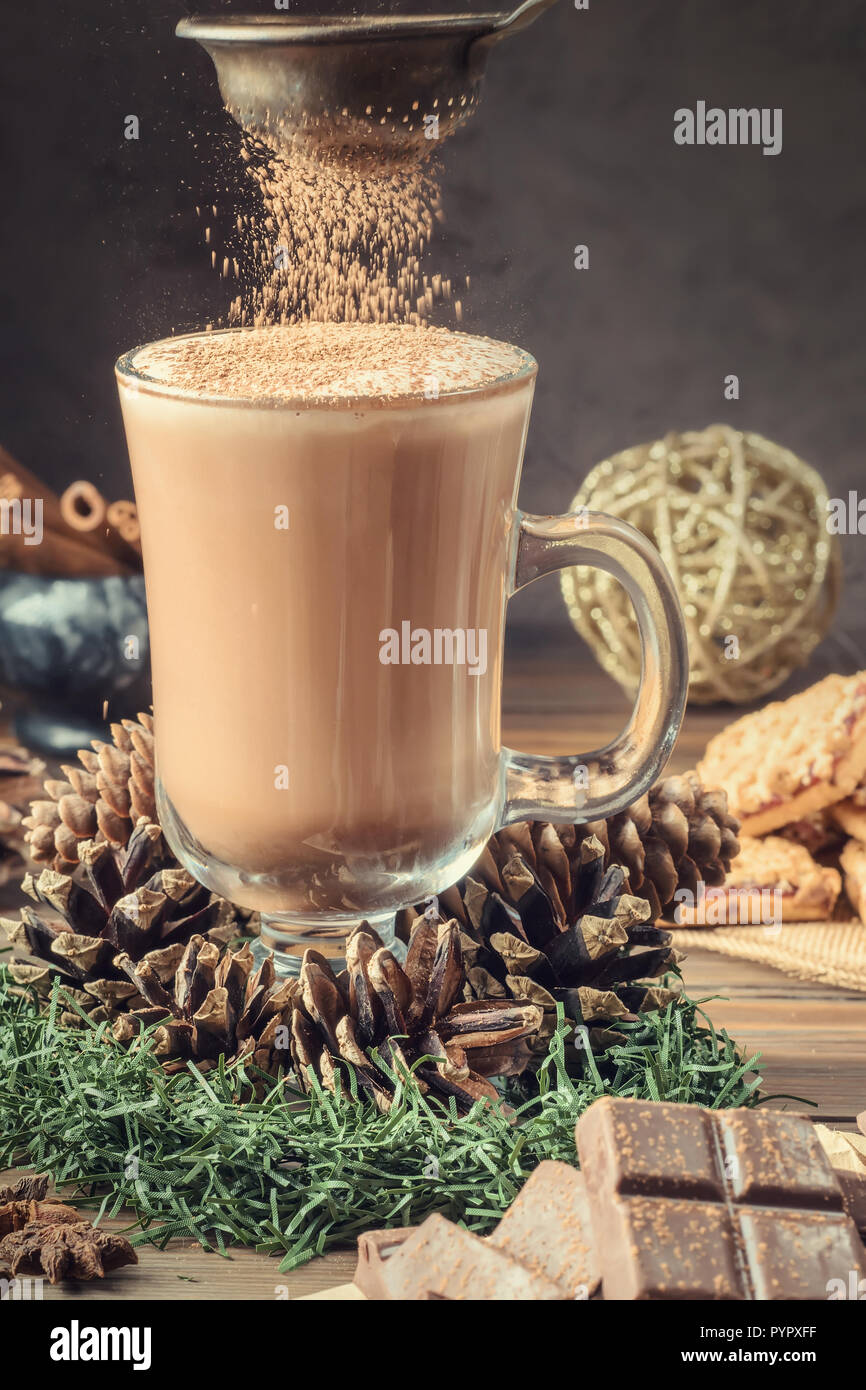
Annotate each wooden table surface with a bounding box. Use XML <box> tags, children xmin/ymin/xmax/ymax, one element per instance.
<box><xmin>5</xmin><ymin>651</ymin><xmax>865</xmax><ymax>1300</ymax></box>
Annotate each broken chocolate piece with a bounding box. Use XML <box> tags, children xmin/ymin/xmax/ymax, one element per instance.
<box><xmin>354</xmin><ymin>1227</ymin><xmax>417</xmax><ymax>1299</ymax></box>
<box><xmin>576</xmin><ymin>1097</ymin><xmax>866</xmax><ymax>1300</ymax></box>
<box><xmin>354</xmin><ymin>1163</ymin><xmax>600</xmax><ymax>1300</ymax></box>
<box><xmin>369</xmin><ymin>1214</ymin><xmax>566</xmax><ymax>1300</ymax></box>
<box><xmin>0</xmin><ymin>1199</ymin><xmax>84</xmax><ymax>1239</ymax></box>
<box><xmin>490</xmin><ymin>1160</ymin><xmax>600</xmax><ymax>1298</ymax></box>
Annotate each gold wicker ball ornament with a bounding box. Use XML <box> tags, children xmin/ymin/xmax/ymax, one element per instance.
<box><xmin>561</xmin><ymin>425</ymin><xmax>841</xmax><ymax>705</ymax></box>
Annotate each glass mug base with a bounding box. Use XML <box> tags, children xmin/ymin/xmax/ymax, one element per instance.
<box><xmin>249</xmin><ymin>913</ymin><xmax>403</xmax><ymax>976</ymax></box>
<box><xmin>156</xmin><ymin>777</ymin><xmax>494</xmax><ymax>972</ymax></box>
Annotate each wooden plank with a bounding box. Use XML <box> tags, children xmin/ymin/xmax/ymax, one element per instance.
<box><xmin>681</xmin><ymin>949</ymin><xmax>866</xmax><ymax>1122</ymax></box>
<box><xmin>21</xmin><ymin>1244</ymin><xmax>355</xmax><ymax>1301</ymax></box>
<box><xmin>0</xmin><ymin>1189</ymin><xmax>356</xmax><ymax>1301</ymax></box>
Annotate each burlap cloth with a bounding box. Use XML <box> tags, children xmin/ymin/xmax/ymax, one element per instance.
<box><xmin>674</xmin><ymin>920</ymin><xmax>866</xmax><ymax>992</ymax></box>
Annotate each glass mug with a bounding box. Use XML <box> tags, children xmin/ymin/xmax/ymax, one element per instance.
<box><xmin>116</xmin><ymin>329</ymin><xmax>688</xmax><ymax>970</ymax></box>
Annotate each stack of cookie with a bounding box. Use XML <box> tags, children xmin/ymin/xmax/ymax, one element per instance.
<box><xmin>691</xmin><ymin>671</ymin><xmax>866</xmax><ymax>927</ymax></box>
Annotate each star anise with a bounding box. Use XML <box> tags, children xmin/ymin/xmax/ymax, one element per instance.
<box><xmin>0</xmin><ymin>1173</ymin><xmax>84</xmax><ymax>1240</ymax></box>
<box><xmin>0</xmin><ymin>1199</ymin><xmax>83</xmax><ymax>1239</ymax></box>
<box><xmin>0</xmin><ymin>1172</ymin><xmax>50</xmax><ymax>1203</ymax></box>
<box><xmin>0</xmin><ymin>1193</ymin><xmax>137</xmax><ymax>1283</ymax></box>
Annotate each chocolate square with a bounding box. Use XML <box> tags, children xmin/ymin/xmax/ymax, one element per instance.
<box><xmin>718</xmin><ymin>1109</ymin><xmax>844</xmax><ymax>1210</ymax></box>
<box><xmin>737</xmin><ymin>1208</ymin><xmax>866</xmax><ymax>1301</ymax></box>
<box><xmin>578</xmin><ymin>1096</ymin><xmax>724</xmax><ymax>1201</ymax></box>
<box><xmin>600</xmin><ymin>1196</ymin><xmax>742</xmax><ymax>1300</ymax></box>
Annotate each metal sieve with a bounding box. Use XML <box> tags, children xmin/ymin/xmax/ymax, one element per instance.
<box><xmin>176</xmin><ymin>2</ymin><xmax>560</xmax><ymax>154</ymax></box>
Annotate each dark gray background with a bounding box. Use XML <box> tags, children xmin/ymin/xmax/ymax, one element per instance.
<box><xmin>2</xmin><ymin>0</ymin><xmax>864</xmax><ymax>670</ymax></box>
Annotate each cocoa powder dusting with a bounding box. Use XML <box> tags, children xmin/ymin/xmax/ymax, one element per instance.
<box><xmin>132</xmin><ymin>324</ymin><xmax>531</xmax><ymax>405</ymax></box>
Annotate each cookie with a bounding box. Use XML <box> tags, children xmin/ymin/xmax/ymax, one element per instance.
<box><xmin>697</xmin><ymin>672</ymin><xmax>866</xmax><ymax>836</ymax></box>
<box><xmin>830</xmin><ymin>784</ymin><xmax>866</xmax><ymax>842</ymax></box>
<box><xmin>840</xmin><ymin>839</ymin><xmax>866</xmax><ymax>925</ymax></box>
<box><xmin>673</xmin><ymin>834</ymin><xmax>841</xmax><ymax>925</ymax></box>
<box><xmin>779</xmin><ymin>811</ymin><xmax>844</xmax><ymax>856</ymax></box>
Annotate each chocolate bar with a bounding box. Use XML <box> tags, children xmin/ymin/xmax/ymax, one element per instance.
<box><xmin>576</xmin><ymin>1097</ymin><xmax>866</xmax><ymax>1300</ymax></box>
<box><xmin>490</xmin><ymin>1160</ymin><xmax>600</xmax><ymax>1298</ymax></box>
<box><xmin>370</xmin><ymin>1213</ymin><xmax>566</xmax><ymax>1300</ymax></box>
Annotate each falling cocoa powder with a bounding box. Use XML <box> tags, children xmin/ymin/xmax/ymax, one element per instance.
<box><xmin>224</xmin><ymin>134</ymin><xmax>451</xmax><ymax>328</ymax></box>
<box><xmin>201</xmin><ymin>80</ymin><xmax>466</xmax><ymax>331</ymax></box>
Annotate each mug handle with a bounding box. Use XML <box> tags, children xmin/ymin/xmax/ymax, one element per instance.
<box><xmin>500</xmin><ymin>510</ymin><xmax>689</xmax><ymax>825</ymax></box>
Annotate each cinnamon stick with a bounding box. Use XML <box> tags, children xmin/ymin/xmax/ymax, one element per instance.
<box><xmin>0</xmin><ymin>527</ymin><xmax>133</xmax><ymax>578</ymax></box>
<box><xmin>61</xmin><ymin>481</ymin><xmax>141</xmax><ymax>570</ymax></box>
<box><xmin>0</xmin><ymin>447</ymin><xmax>109</xmax><ymax>559</ymax></box>
<box><xmin>106</xmin><ymin>499</ymin><xmax>143</xmax><ymax>556</ymax></box>
<box><xmin>0</xmin><ymin>447</ymin><xmax>133</xmax><ymax>576</ymax></box>
<box><xmin>60</xmin><ymin>479</ymin><xmax>107</xmax><ymax>533</ymax></box>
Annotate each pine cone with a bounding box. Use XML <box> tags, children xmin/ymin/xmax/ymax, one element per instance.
<box><xmin>113</xmin><ymin>920</ymin><xmax>542</xmax><ymax>1111</ymax></box>
<box><xmin>577</xmin><ymin>772</ymin><xmax>740</xmax><ymax>918</ymax></box>
<box><xmin>112</xmin><ymin>934</ymin><xmax>296</xmax><ymax>1079</ymax></box>
<box><xmin>22</xmin><ymin>713</ymin><xmax>156</xmax><ymax>872</ymax></box>
<box><xmin>410</xmin><ymin>832</ymin><xmax>684</xmax><ymax>1059</ymax></box>
<box><xmin>3</xmin><ymin>820</ymin><xmax>241</xmax><ymax>1026</ymax></box>
<box><xmin>0</xmin><ymin>738</ymin><xmax>47</xmax><ymax>887</ymax></box>
<box><xmin>292</xmin><ymin>917</ymin><xmax>542</xmax><ymax>1110</ymax></box>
